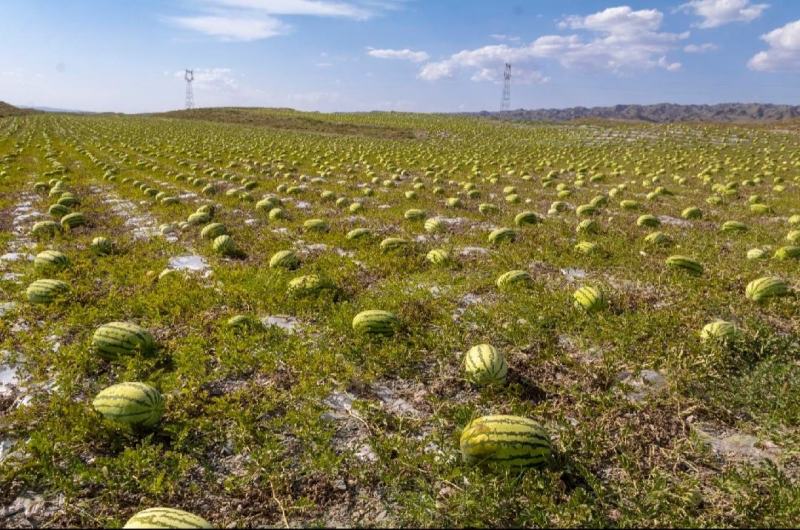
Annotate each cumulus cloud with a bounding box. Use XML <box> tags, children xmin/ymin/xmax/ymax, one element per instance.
<box><xmin>683</xmin><ymin>42</ymin><xmax>719</xmax><ymax>53</ymax></box>
<box><xmin>418</xmin><ymin>6</ymin><xmax>686</xmax><ymax>82</ymax></box>
<box><xmin>678</xmin><ymin>0</ymin><xmax>768</xmax><ymax>29</ymax></box>
<box><xmin>748</xmin><ymin>19</ymin><xmax>800</xmax><ymax>71</ymax></box>
<box><xmin>167</xmin><ymin>0</ymin><xmax>394</xmax><ymax>41</ymax></box>
<box><xmin>367</xmin><ymin>48</ymin><xmax>429</xmax><ymax>62</ymax></box>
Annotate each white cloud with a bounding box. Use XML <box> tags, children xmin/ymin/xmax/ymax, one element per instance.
<box><xmin>678</xmin><ymin>0</ymin><xmax>768</xmax><ymax>29</ymax></box>
<box><xmin>490</xmin><ymin>34</ymin><xmax>521</xmax><ymax>43</ymax></box>
<box><xmin>169</xmin><ymin>15</ymin><xmax>288</xmax><ymax>41</ymax></box>
<box><xmin>683</xmin><ymin>42</ymin><xmax>719</xmax><ymax>53</ymax></box>
<box><xmin>367</xmin><ymin>48</ymin><xmax>429</xmax><ymax>62</ymax></box>
<box><xmin>419</xmin><ymin>6</ymin><xmax>686</xmax><ymax>82</ymax></box>
<box><xmin>168</xmin><ymin>0</ymin><xmax>394</xmax><ymax>40</ymax></box>
<box><xmin>748</xmin><ymin>19</ymin><xmax>800</xmax><ymax>71</ymax></box>
<box><xmin>200</xmin><ymin>0</ymin><xmax>372</xmax><ymax>19</ymax></box>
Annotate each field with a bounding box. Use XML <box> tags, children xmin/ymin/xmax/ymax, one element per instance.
<box><xmin>1</xmin><ymin>109</ymin><xmax>799</xmax><ymax>527</ymax></box>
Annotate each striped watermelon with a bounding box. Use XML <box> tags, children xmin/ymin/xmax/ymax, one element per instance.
<box><xmin>200</xmin><ymin>222</ymin><xmax>226</xmax><ymax>240</ymax></box>
<box><xmin>48</xmin><ymin>203</ymin><xmax>70</xmax><ymax>218</ymax></box>
<box><xmin>576</xmin><ymin>219</ymin><xmax>598</xmax><ymax>234</ymax></box>
<box><xmin>31</xmin><ymin>220</ymin><xmax>62</xmax><ymax>238</ymax></box>
<box><xmin>380</xmin><ymin>237</ymin><xmax>410</xmax><ymax>254</ymax></box>
<box><xmin>721</xmin><ymin>220</ymin><xmax>748</xmax><ymax>233</ymax></box>
<box><xmin>346</xmin><ymin>228</ymin><xmax>371</xmax><ymax>240</ymax></box>
<box><xmin>644</xmin><ymin>231</ymin><xmax>670</xmax><ymax>246</ymax></box>
<box><xmin>514</xmin><ymin>211</ymin><xmax>541</xmax><ymax>226</ymax></box>
<box><xmin>187</xmin><ymin>212</ymin><xmax>211</xmax><ymax>226</ymax></box>
<box><xmin>92</xmin><ymin>382</ymin><xmax>164</xmax><ymax>427</ymax></box>
<box><xmin>681</xmin><ymin>207</ymin><xmax>702</xmax><ymax>220</ymax></box>
<box><xmin>352</xmin><ymin>310</ymin><xmax>398</xmax><ymax>337</ymax></box>
<box><xmin>488</xmin><ymin>227</ymin><xmax>516</xmax><ymax>244</ymax></box>
<box><xmin>269</xmin><ymin>250</ymin><xmax>299</xmax><ymax>270</ymax></box>
<box><xmin>460</xmin><ymin>415</ymin><xmax>552</xmax><ymax>467</ymax></box>
<box><xmin>92</xmin><ymin>322</ymin><xmax>156</xmax><ymax>359</ymax></box>
<box><xmin>773</xmin><ymin>246</ymin><xmax>800</xmax><ymax>260</ymax></box>
<box><xmin>212</xmin><ymin>235</ymin><xmax>237</xmax><ymax>256</ymax></box>
<box><xmin>60</xmin><ymin>212</ymin><xmax>86</xmax><ymax>229</ymax></box>
<box><xmin>636</xmin><ymin>214</ymin><xmax>660</xmax><ymax>228</ymax></box>
<box><xmin>574</xmin><ymin>241</ymin><xmax>598</xmax><ymax>255</ymax></box>
<box><xmin>700</xmin><ymin>320</ymin><xmax>739</xmax><ymax>343</ymax></box>
<box><xmin>26</xmin><ymin>279</ymin><xmax>70</xmax><ymax>304</ymax></box>
<box><xmin>496</xmin><ymin>270</ymin><xmax>532</xmax><ymax>290</ymax></box>
<box><xmin>426</xmin><ymin>248</ymin><xmax>450</xmax><ymax>265</ymax></box>
<box><xmin>34</xmin><ymin>250</ymin><xmax>69</xmax><ymax>273</ymax></box>
<box><xmin>404</xmin><ymin>209</ymin><xmax>425</xmax><ymax>221</ymax></box>
<box><xmin>424</xmin><ymin>218</ymin><xmax>443</xmax><ymax>233</ymax></box>
<box><xmin>91</xmin><ymin>236</ymin><xmax>113</xmax><ymax>256</ymax></box>
<box><xmin>464</xmin><ymin>344</ymin><xmax>508</xmax><ymax>386</ymax></box>
<box><xmin>303</xmin><ymin>218</ymin><xmax>329</xmax><ymax>232</ymax></box>
<box><xmin>573</xmin><ymin>286</ymin><xmax>606</xmax><ymax>313</ymax></box>
<box><xmin>478</xmin><ymin>203</ymin><xmax>498</xmax><ymax>215</ymax></box>
<box><xmin>746</xmin><ymin>276</ymin><xmax>789</xmax><ymax>302</ymax></box>
<box><xmin>665</xmin><ymin>255</ymin><xmax>703</xmax><ymax>275</ymax></box>
<box><xmin>287</xmin><ymin>274</ymin><xmax>332</xmax><ymax>297</ymax></box>
<box><xmin>268</xmin><ymin>207</ymin><xmax>285</xmax><ymax>220</ymax></box>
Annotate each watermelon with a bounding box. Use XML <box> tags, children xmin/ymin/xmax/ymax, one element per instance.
<box><xmin>31</xmin><ymin>220</ymin><xmax>62</xmax><ymax>238</ymax></box>
<box><xmin>746</xmin><ymin>276</ymin><xmax>789</xmax><ymax>302</ymax></box>
<box><xmin>636</xmin><ymin>214</ymin><xmax>660</xmax><ymax>228</ymax></box>
<box><xmin>60</xmin><ymin>212</ymin><xmax>86</xmax><ymax>229</ymax></box>
<box><xmin>92</xmin><ymin>322</ymin><xmax>156</xmax><ymax>359</ymax></box>
<box><xmin>464</xmin><ymin>344</ymin><xmax>508</xmax><ymax>386</ymax></box>
<box><xmin>514</xmin><ymin>211</ymin><xmax>541</xmax><ymax>226</ymax></box>
<box><xmin>460</xmin><ymin>415</ymin><xmax>552</xmax><ymax>467</ymax></box>
<box><xmin>26</xmin><ymin>279</ymin><xmax>70</xmax><ymax>304</ymax></box>
<box><xmin>681</xmin><ymin>207</ymin><xmax>702</xmax><ymax>220</ymax></box>
<box><xmin>573</xmin><ymin>286</ymin><xmax>606</xmax><ymax>313</ymax></box>
<box><xmin>773</xmin><ymin>246</ymin><xmax>800</xmax><ymax>260</ymax></box>
<box><xmin>574</xmin><ymin>241</ymin><xmax>599</xmax><ymax>255</ymax></box>
<box><xmin>488</xmin><ymin>227</ymin><xmax>516</xmax><ymax>244</ymax></box>
<box><xmin>287</xmin><ymin>274</ymin><xmax>332</xmax><ymax>297</ymax></box>
<box><xmin>721</xmin><ymin>220</ymin><xmax>748</xmax><ymax>233</ymax></box>
<box><xmin>304</xmin><ymin>219</ymin><xmax>329</xmax><ymax>233</ymax></box>
<box><xmin>496</xmin><ymin>270</ymin><xmax>532</xmax><ymax>290</ymax></box>
<box><xmin>424</xmin><ymin>218</ymin><xmax>443</xmax><ymax>233</ymax></box>
<box><xmin>34</xmin><ymin>250</ymin><xmax>69</xmax><ymax>273</ymax></box>
<box><xmin>269</xmin><ymin>250</ymin><xmax>299</xmax><ymax>270</ymax></box>
<box><xmin>665</xmin><ymin>255</ymin><xmax>703</xmax><ymax>275</ymax></box>
<box><xmin>700</xmin><ymin>320</ymin><xmax>739</xmax><ymax>343</ymax></box>
<box><xmin>426</xmin><ymin>248</ymin><xmax>450</xmax><ymax>265</ymax></box>
<box><xmin>404</xmin><ymin>209</ymin><xmax>425</xmax><ymax>221</ymax></box>
<box><xmin>346</xmin><ymin>228</ymin><xmax>371</xmax><ymax>240</ymax></box>
<box><xmin>92</xmin><ymin>382</ymin><xmax>164</xmax><ymax>428</ymax></box>
<box><xmin>212</xmin><ymin>235</ymin><xmax>237</xmax><ymax>256</ymax></box>
<box><xmin>91</xmin><ymin>236</ymin><xmax>113</xmax><ymax>256</ymax></box>
<box><xmin>200</xmin><ymin>222</ymin><xmax>226</xmax><ymax>240</ymax></box>
<box><xmin>352</xmin><ymin>310</ymin><xmax>398</xmax><ymax>337</ymax></box>
<box><xmin>48</xmin><ymin>203</ymin><xmax>70</xmax><ymax>218</ymax></box>
<box><xmin>380</xmin><ymin>237</ymin><xmax>410</xmax><ymax>254</ymax></box>
<box><xmin>644</xmin><ymin>231</ymin><xmax>671</xmax><ymax>246</ymax></box>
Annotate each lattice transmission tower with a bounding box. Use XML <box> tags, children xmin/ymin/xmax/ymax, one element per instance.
<box><xmin>184</xmin><ymin>69</ymin><xmax>195</xmax><ymax>110</ymax></box>
<box><xmin>501</xmin><ymin>63</ymin><xmax>511</xmax><ymax>111</ymax></box>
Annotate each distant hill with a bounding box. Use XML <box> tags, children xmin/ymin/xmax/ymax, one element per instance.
<box><xmin>472</xmin><ymin>103</ymin><xmax>800</xmax><ymax>123</ymax></box>
<box><xmin>149</xmin><ymin>107</ymin><xmax>419</xmax><ymax>140</ymax></box>
<box><xmin>0</xmin><ymin>101</ymin><xmax>37</xmax><ymax>117</ymax></box>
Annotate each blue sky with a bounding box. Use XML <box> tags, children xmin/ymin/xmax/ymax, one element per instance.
<box><xmin>0</xmin><ymin>0</ymin><xmax>798</xmax><ymax>113</ymax></box>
